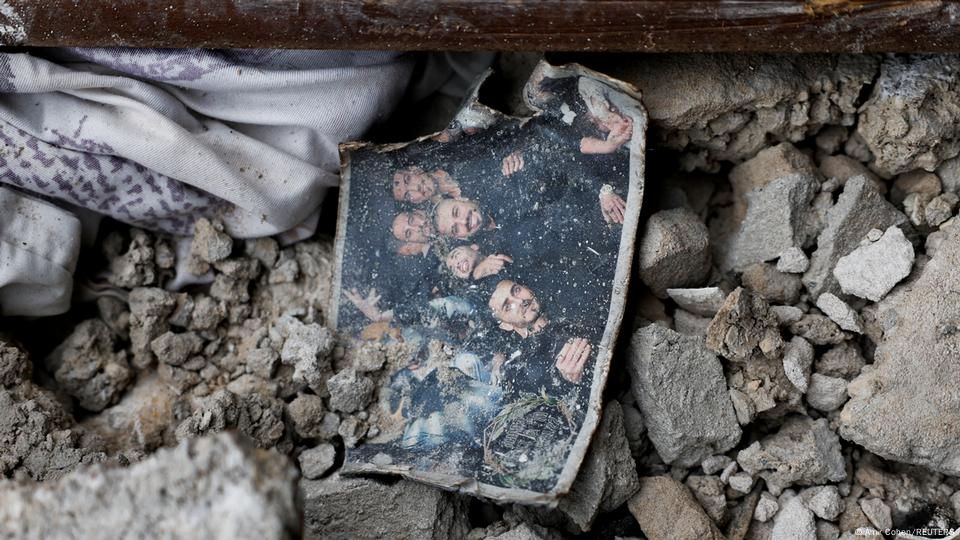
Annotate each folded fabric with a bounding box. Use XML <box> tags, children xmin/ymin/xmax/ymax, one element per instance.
<box><xmin>0</xmin><ymin>186</ymin><xmax>80</xmax><ymax>316</ymax></box>
<box><xmin>0</xmin><ymin>49</ymin><xmax>414</xmax><ymax>237</ymax></box>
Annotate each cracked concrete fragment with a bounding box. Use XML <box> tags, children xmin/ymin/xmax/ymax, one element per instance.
<box><xmin>833</xmin><ymin>225</ymin><xmax>914</xmax><ymax>302</ymax></box>
<box><xmin>277</xmin><ymin>316</ymin><xmax>334</xmax><ymax>396</ymax></box>
<box><xmin>782</xmin><ymin>336</ymin><xmax>814</xmax><ymax>393</ymax></box>
<box><xmin>175</xmin><ymin>389</ymin><xmax>287</xmax><ymax>451</ymax></box>
<box><xmin>737</xmin><ymin>416</ymin><xmax>845</xmax><ymax>493</ymax></box>
<box><xmin>715</xmin><ymin>143</ymin><xmax>821</xmax><ymax>271</ymax></box>
<box><xmin>857</xmin><ymin>55</ymin><xmax>960</xmax><ymax>176</ymax></box>
<box><xmin>771</xmin><ymin>495</ymin><xmax>817</xmax><ymax>539</ymax></box>
<box><xmin>327</xmin><ymin>368</ymin><xmax>375</xmax><ymax>414</ymax></box>
<box><xmin>803</xmin><ymin>176</ymin><xmax>908</xmax><ymax>298</ymax></box>
<box><xmin>629</xmin><ymin>325</ymin><xmax>741</xmax><ymax>467</ymax></box>
<box><xmin>806</xmin><ymin>373</ymin><xmax>849</xmax><ymax>412</ymax></box>
<box><xmin>816</xmin><ymin>292</ymin><xmax>862</xmax><ymax>333</ymax></box>
<box><xmin>705</xmin><ymin>287</ymin><xmax>783</xmax><ymax>362</ymax></box>
<box><xmin>638</xmin><ymin>208</ymin><xmax>711</xmax><ymax>296</ymax></box>
<box><xmin>628</xmin><ymin>475</ymin><xmax>724</xmax><ymax>540</ymax></box>
<box><xmin>0</xmin><ymin>433</ymin><xmax>298</xmax><ymax>540</ymax></box>
<box><xmin>840</xmin><ymin>228</ymin><xmax>960</xmax><ymax>475</ymax></box>
<box><xmin>666</xmin><ymin>287</ymin><xmax>727</xmax><ymax>317</ymax></box>
<box><xmin>46</xmin><ymin>320</ymin><xmax>133</xmax><ymax>412</ymax></box>
<box><xmin>188</xmin><ymin>217</ymin><xmax>233</xmax><ymax>274</ymax></box>
<box><xmin>557</xmin><ymin>401</ymin><xmax>639</xmax><ymax>531</ymax></box>
<box><xmin>302</xmin><ymin>473</ymin><xmax>469</xmax><ymax>540</ymax></box>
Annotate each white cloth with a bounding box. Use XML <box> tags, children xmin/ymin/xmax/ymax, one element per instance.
<box><xmin>0</xmin><ymin>49</ymin><xmax>414</xmax><ymax>237</ymax></box>
<box><xmin>0</xmin><ymin>186</ymin><xmax>80</xmax><ymax>316</ymax></box>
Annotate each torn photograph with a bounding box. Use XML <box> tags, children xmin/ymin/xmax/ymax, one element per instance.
<box><xmin>330</xmin><ymin>61</ymin><xmax>647</xmax><ymax>504</ymax></box>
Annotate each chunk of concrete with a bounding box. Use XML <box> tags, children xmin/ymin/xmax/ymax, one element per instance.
<box><xmin>815</xmin><ymin>293</ymin><xmax>863</xmax><ymax>333</ymax></box>
<box><xmin>44</xmin><ymin>319</ymin><xmax>133</xmax><ymax>412</ymax></box>
<box><xmin>741</xmin><ymin>262</ymin><xmax>802</xmax><ymax>305</ymax></box>
<box><xmin>782</xmin><ymin>336</ymin><xmax>814</xmax><ymax>393</ymax></box>
<box><xmin>0</xmin><ymin>433</ymin><xmax>298</xmax><ymax>539</ymax></box>
<box><xmin>806</xmin><ymin>374</ymin><xmax>849</xmax><ymax>412</ymax></box>
<box><xmin>685</xmin><ymin>475</ymin><xmax>727</xmax><ymax>525</ymax></box>
<box><xmin>299</xmin><ymin>443</ymin><xmax>336</xmax><ymax>480</ymax></box>
<box><xmin>771</xmin><ymin>496</ymin><xmax>817</xmax><ymax>540</ymax></box>
<box><xmin>605</xmin><ymin>55</ymin><xmax>877</xmax><ymax>170</ymax></box>
<box><xmin>776</xmin><ymin>246</ymin><xmax>810</xmax><ymax>274</ymax></box>
<box><xmin>840</xmin><ymin>227</ymin><xmax>960</xmax><ymax>475</ymax></box>
<box><xmin>628</xmin><ymin>475</ymin><xmax>724</xmax><ymax>540</ymax></box>
<box><xmin>629</xmin><ymin>325</ymin><xmax>741</xmax><ymax>467</ymax></box>
<box><xmin>737</xmin><ymin>417</ymin><xmax>846</xmax><ymax>493</ymax></box>
<box><xmin>302</xmin><ymin>474</ymin><xmax>469</xmax><ymax>540</ymax></box>
<box><xmin>833</xmin><ymin>225</ymin><xmax>914</xmax><ymax>302</ymax></box>
<box><xmin>558</xmin><ymin>401</ymin><xmax>640</xmax><ymax>531</ymax></box>
<box><xmin>799</xmin><ymin>485</ymin><xmax>843</xmax><ymax>521</ymax></box>
<box><xmin>819</xmin><ymin>154</ymin><xmax>886</xmax><ymax>194</ymax></box>
<box><xmin>716</xmin><ymin>143</ymin><xmax>820</xmax><ymax>271</ymax></box>
<box><xmin>803</xmin><ymin>176</ymin><xmax>907</xmax><ymax>298</ymax></box>
<box><xmin>706</xmin><ymin>287</ymin><xmax>783</xmax><ymax>362</ymax></box>
<box><xmin>815</xmin><ymin>342</ymin><xmax>865</xmax><ymax>380</ymax></box>
<box><xmin>638</xmin><ymin>208</ymin><xmax>712</xmax><ymax>296</ymax></box>
<box><xmin>666</xmin><ymin>287</ymin><xmax>727</xmax><ymax>317</ymax></box>
<box><xmin>857</xmin><ymin>55</ymin><xmax>960</xmax><ymax>176</ymax></box>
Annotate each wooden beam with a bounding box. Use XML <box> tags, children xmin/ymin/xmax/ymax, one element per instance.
<box><xmin>3</xmin><ymin>1</ymin><xmax>959</xmax><ymax>52</ymax></box>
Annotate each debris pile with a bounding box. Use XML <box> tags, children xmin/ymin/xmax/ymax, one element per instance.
<box><xmin>5</xmin><ymin>53</ymin><xmax>960</xmax><ymax>539</ymax></box>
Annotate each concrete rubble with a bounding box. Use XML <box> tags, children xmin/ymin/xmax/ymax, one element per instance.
<box><xmin>833</xmin><ymin>225</ymin><xmax>914</xmax><ymax>302</ymax></box>
<box><xmin>628</xmin><ymin>475</ymin><xmax>725</xmax><ymax>540</ymax></box>
<box><xmin>9</xmin><ymin>53</ymin><xmax>960</xmax><ymax>539</ymax></box>
<box><xmin>628</xmin><ymin>325</ymin><xmax>741</xmax><ymax>467</ymax></box>
<box><xmin>840</xmin><ymin>227</ymin><xmax>960</xmax><ymax>476</ymax></box>
<box><xmin>0</xmin><ymin>433</ymin><xmax>299</xmax><ymax>539</ymax></box>
<box><xmin>638</xmin><ymin>208</ymin><xmax>712</xmax><ymax>296</ymax></box>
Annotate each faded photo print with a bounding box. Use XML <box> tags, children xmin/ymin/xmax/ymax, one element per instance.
<box><xmin>331</xmin><ymin>62</ymin><xmax>647</xmax><ymax>502</ymax></box>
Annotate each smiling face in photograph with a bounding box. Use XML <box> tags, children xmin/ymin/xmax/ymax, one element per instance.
<box><xmin>434</xmin><ymin>198</ymin><xmax>485</xmax><ymax>239</ymax></box>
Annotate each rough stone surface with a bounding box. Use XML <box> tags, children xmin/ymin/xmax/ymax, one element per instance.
<box><xmin>737</xmin><ymin>416</ymin><xmax>846</xmax><ymax>493</ymax></box>
<box><xmin>558</xmin><ymin>402</ymin><xmax>639</xmax><ymax>531</ymax></box>
<box><xmin>715</xmin><ymin>143</ymin><xmax>821</xmax><ymax>272</ymax></box>
<box><xmin>0</xmin><ymin>433</ymin><xmax>298</xmax><ymax>539</ymax></box>
<box><xmin>189</xmin><ymin>217</ymin><xmax>234</xmax><ymax>274</ymax></box>
<box><xmin>299</xmin><ymin>443</ymin><xmax>336</xmax><ymax>480</ymax></box>
<box><xmin>776</xmin><ymin>246</ymin><xmax>810</xmax><ymax>274</ymax></box>
<box><xmin>607</xmin><ymin>55</ymin><xmax>878</xmax><ymax>171</ymax></box>
<box><xmin>803</xmin><ymin>176</ymin><xmax>908</xmax><ymax>298</ymax></box>
<box><xmin>666</xmin><ymin>287</ymin><xmax>727</xmax><ymax>317</ymax></box>
<box><xmin>629</xmin><ymin>325</ymin><xmax>741</xmax><ymax>467</ymax></box>
<box><xmin>302</xmin><ymin>473</ymin><xmax>469</xmax><ymax>540</ymax></box>
<box><xmin>628</xmin><ymin>476</ymin><xmax>724</xmax><ymax>540</ymax></box>
<box><xmin>326</xmin><ymin>369</ymin><xmax>375</xmax><ymax>414</ymax></box>
<box><xmin>833</xmin><ymin>225</ymin><xmax>915</xmax><ymax>302</ymax></box>
<box><xmin>673</xmin><ymin>309</ymin><xmax>711</xmax><ymax>337</ymax></box>
<box><xmin>45</xmin><ymin>319</ymin><xmax>133</xmax><ymax>412</ymax></box>
<box><xmin>0</xmin><ymin>341</ymin><xmax>29</xmax><ymax>387</ymax></box>
<box><xmin>638</xmin><ymin>208</ymin><xmax>712</xmax><ymax>296</ymax></box>
<box><xmin>857</xmin><ymin>55</ymin><xmax>960</xmax><ymax>176</ymax></box>
<box><xmin>815</xmin><ymin>293</ymin><xmax>862</xmax><ymax>333</ymax></box>
<box><xmin>840</xmin><ymin>228</ymin><xmax>960</xmax><ymax>475</ymax></box>
<box><xmin>782</xmin><ymin>336</ymin><xmax>814</xmax><ymax>393</ymax></box>
<box><xmin>806</xmin><ymin>374</ymin><xmax>849</xmax><ymax>412</ymax></box>
<box><xmin>741</xmin><ymin>262</ymin><xmax>802</xmax><ymax>305</ymax></box>
<box><xmin>277</xmin><ymin>316</ymin><xmax>334</xmax><ymax>396</ymax></box>
<box><xmin>771</xmin><ymin>496</ymin><xmax>817</xmax><ymax>540</ymax></box>
<box><xmin>799</xmin><ymin>485</ymin><xmax>843</xmax><ymax>520</ymax></box>
<box><xmin>286</xmin><ymin>394</ymin><xmax>328</xmax><ymax>439</ymax></box>
<box><xmin>175</xmin><ymin>389</ymin><xmax>287</xmax><ymax>451</ymax></box>
<box><xmin>754</xmin><ymin>491</ymin><xmax>779</xmax><ymax>522</ymax></box>
<box><xmin>819</xmin><ymin>154</ymin><xmax>886</xmax><ymax>193</ymax></box>
<box><xmin>706</xmin><ymin>287</ymin><xmax>783</xmax><ymax>362</ymax></box>
<box><xmin>788</xmin><ymin>314</ymin><xmax>847</xmax><ymax>346</ymax></box>
<box><xmin>859</xmin><ymin>497</ymin><xmax>893</xmax><ymax>531</ymax></box>
<box><xmin>685</xmin><ymin>474</ymin><xmax>727</xmax><ymax>525</ymax></box>
<box><xmin>815</xmin><ymin>343</ymin><xmax>865</xmax><ymax>380</ymax></box>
